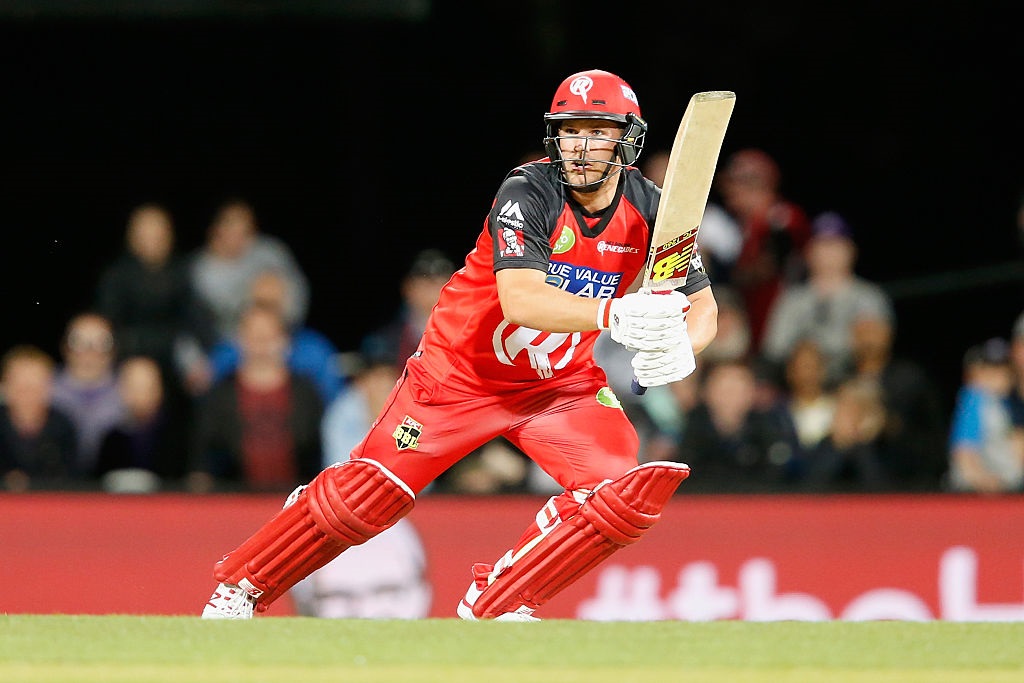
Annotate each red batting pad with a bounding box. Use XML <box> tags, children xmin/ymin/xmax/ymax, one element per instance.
<box><xmin>213</xmin><ymin>459</ymin><xmax>415</xmax><ymax>611</ymax></box>
<box><xmin>473</xmin><ymin>461</ymin><xmax>689</xmax><ymax>618</ymax></box>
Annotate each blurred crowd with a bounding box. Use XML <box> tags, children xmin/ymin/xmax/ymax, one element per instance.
<box><xmin>2</xmin><ymin>153</ymin><xmax>1023</xmax><ymax>497</ymax></box>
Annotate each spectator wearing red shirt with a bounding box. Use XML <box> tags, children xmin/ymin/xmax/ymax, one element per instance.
<box><xmin>717</xmin><ymin>148</ymin><xmax>811</xmax><ymax>350</ymax></box>
<box><xmin>187</xmin><ymin>304</ymin><xmax>323</xmax><ymax>493</ymax></box>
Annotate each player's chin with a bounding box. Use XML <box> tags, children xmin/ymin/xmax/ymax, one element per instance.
<box><xmin>566</xmin><ymin>167</ymin><xmax>604</xmax><ymax>186</ymax></box>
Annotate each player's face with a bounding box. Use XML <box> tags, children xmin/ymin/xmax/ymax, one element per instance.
<box><xmin>556</xmin><ymin>119</ymin><xmax>624</xmax><ymax>188</ymax></box>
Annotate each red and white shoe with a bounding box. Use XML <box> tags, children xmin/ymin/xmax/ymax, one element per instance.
<box><xmin>201</xmin><ymin>580</ymin><xmax>260</xmax><ymax>619</ymax></box>
<box><xmin>456</xmin><ymin>562</ymin><xmax>539</xmax><ymax>622</ymax></box>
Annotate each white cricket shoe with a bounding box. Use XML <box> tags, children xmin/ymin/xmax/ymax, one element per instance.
<box><xmin>457</xmin><ymin>562</ymin><xmax>540</xmax><ymax>622</ymax></box>
<box><xmin>202</xmin><ymin>582</ymin><xmax>258</xmax><ymax>620</ymax></box>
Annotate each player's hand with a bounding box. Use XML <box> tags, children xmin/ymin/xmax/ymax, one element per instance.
<box><xmin>599</xmin><ymin>290</ymin><xmax>690</xmax><ymax>352</ymax></box>
<box><xmin>631</xmin><ymin>336</ymin><xmax>696</xmax><ymax>388</ymax></box>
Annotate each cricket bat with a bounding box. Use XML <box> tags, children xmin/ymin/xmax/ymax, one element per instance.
<box><xmin>632</xmin><ymin>90</ymin><xmax>736</xmax><ymax>395</ymax></box>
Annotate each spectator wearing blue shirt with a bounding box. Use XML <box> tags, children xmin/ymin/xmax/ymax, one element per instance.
<box><xmin>947</xmin><ymin>338</ymin><xmax>1024</xmax><ymax>493</ymax></box>
<box><xmin>360</xmin><ymin>249</ymin><xmax>455</xmax><ymax>366</ymax></box>
<box><xmin>1009</xmin><ymin>312</ymin><xmax>1024</xmax><ymax>428</ymax></box>
<box><xmin>207</xmin><ymin>269</ymin><xmax>343</xmax><ymax>404</ymax></box>
<box><xmin>320</xmin><ymin>353</ymin><xmax>400</xmax><ymax>467</ymax></box>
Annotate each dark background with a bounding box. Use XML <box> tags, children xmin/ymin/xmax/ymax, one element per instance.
<box><xmin>1</xmin><ymin>1</ymin><xmax>1021</xmax><ymax>409</ymax></box>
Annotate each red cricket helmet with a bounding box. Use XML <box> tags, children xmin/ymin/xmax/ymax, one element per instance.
<box><xmin>543</xmin><ymin>69</ymin><xmax>647</xmax><ymax>167</ymax></box>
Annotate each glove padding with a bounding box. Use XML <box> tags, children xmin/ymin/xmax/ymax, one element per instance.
<box><xmin>631</xmin><ymin>334</ymin><xmax>696</xmax><ymax>388</ymax></box>
<box><xmin>602</xmin><ymin>290</ymin><xmax>690</xmax><ymax>352</ymax></box>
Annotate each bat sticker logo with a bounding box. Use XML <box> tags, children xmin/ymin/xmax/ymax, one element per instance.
<box><xmin>650</xmin><ymin>227</ymin><xmax>699</xmax><ymax>283</ymax></box>
<box><xmin>569</xmin><ymin>76</ymin><xmax>594</xmax><ymax>104</ymax></box>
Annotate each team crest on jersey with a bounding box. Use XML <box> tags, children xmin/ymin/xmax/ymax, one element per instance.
<box><xmin>393</xmin><ymin>415</ymin><xmax>422</xmax><ymax>450</ymax></box>
<box><xmin>552</xmin><ymin>225</ymin><xmax>575</xmax><ymax>255</ymax></box>
<box><xmin>596</xmin><ymin>387</ymin><xmax>622</xmax><ymax>409</ymax></box>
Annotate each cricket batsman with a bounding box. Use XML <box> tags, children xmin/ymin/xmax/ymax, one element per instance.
<box><xmin>203</xmin><ymin>68</ymin><xmax>719</xmax><ymax>620</ymax></box>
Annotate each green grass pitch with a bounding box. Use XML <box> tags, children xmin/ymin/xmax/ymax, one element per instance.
<box><xmin>2</xmin><ymin>616</ymin><xmax>1022</xmax><ymax>682</ymax></box>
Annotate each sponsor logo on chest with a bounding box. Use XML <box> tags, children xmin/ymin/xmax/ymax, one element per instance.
<box><xmin>545</xmin><ymin>262</ymin><xmax>623</xmax><ymax>299</ymax></box>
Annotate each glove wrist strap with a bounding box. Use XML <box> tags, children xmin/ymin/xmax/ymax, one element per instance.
<box><xmin>596</xmin><ymin>298</ymin><xmax>612</xmax><ymax>330</ymax></box>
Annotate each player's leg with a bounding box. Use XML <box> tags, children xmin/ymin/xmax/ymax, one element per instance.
<box><xmin>203</xmin><ymin>358</ymin><xmax>507</xmax><ymax>618</ymax></box>
<box><xmin>458</xmin><ymin>379</ymin><xmax>690</xmax><ymax>620</ymax></box>
<box><xmin>459</xmin><ymin>460</ymin><xmax>689</xmax><ymax>620</ymax></box>
<box><xmin>203</xmin><ymin>458</ymin><xmax>415</xmax><ymax>618</ymax></box>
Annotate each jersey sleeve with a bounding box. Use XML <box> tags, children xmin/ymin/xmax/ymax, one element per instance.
<box><xmin>677</xmin><ymin>242</ymin><xmax>712</xmax><ymax>296</ymax></box>
<box><xmin>489</xmin><ymin>169</ymin><xmax>560</xmax><ymax>273</ymax></box>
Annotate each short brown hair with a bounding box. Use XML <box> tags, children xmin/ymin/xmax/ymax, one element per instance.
<box><xmin>1</xmin><ymin>345</ymin><xmax>56</xmax><ymax>379</ymax></box>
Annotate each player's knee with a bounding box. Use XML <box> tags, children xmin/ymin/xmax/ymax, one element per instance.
<box><xmin>581</xmin><ymin>461</ymin><xmax>690</xmax><ymax>545</ymax></box>
<box><xmin>306</xmin><ymin>459</ymin><xmax>416</xmax><ymax>545</ymax></box>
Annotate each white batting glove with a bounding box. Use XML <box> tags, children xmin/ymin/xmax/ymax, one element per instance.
<box><xmin>631</xmin><ymin>335</ymin><xmax>696</xmax><ymax>388</ymax></box>
<box><xmin>597</xmin><ymin>290</ymin><xmax>690</xmax><ymax>352</ymax></box>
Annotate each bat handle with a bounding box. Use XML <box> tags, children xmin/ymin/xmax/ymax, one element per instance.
<box><xmin>631</xmin><ymin>377</ymin><xmax>647</xmax><ymax>395</ymax></box>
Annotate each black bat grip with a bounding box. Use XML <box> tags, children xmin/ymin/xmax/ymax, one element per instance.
<box><xmin>631</xmin><ymin>377</ymin><xmax>647</xmax><ymax>395</ymax></box>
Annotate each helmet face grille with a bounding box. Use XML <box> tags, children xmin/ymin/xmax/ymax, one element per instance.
<box><xmin>544</xmin><ymin>112</ymin><xmax>646</xmax><ymax>167</ymax></box>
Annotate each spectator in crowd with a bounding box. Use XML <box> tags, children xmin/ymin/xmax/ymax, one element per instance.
<box><xmin>290</xmin><ymin>518</ymin><xmax>431</xmax><ymax>619</ymax></box>
<box><xmin>360</xmin><ymin>248</ymin><xmax>455</xmax><ymax>366</ymax></box>
<box><xmin>760</xmin><ymin>211</ymin><xmax>894</xmax><ymax>387</ymax></box>
<box><xmin>1008</xmin><ymin>311</ymin><xmax>1024</xmax><ymax>428</ymax></box>
<box><xmin>947</xmin><ymin>338</ymin><xmax>1024</xmax><ymax>494</ymax></box>
<box><xmin>321</xmin><ymin>353</ymin><xmax>400</xmax><ymax>467</ymax></box>
<box><xmin>206</xmin><ymin>268</ymin><xmax>344</xmax><ymax>403</ymax></box>
<box><xmin>642</xmin><ymin>148</ymin><xmax>743</xmax><ymax>282</ymax></box>
<box><xmin>187</xmin><ymin>304</ymin><xmax>324</xmax><ymax>493</ymax></box>
<box><xmin>717</xmin><ymin>148</ymin><xmax>811</xmax><ymax>349</ymax></box>
<box><xmin>94</xmin><ymin>202</ymin><xmax>217</xmax><ymax>422</ymax></box>
<box><xmin>800</xmin><ymin>376</ymin><xmax>891</xmax><ymax>492</ymax></box>
<box><xmin>0</xmin><ymin>346</ymin><xmax>77</xmax><ymax>491</ymax></box>
<box><xmin>190</xmin><ymin>198</ymin><xmax>310</xmax><ymax>343</ymax></box>
<box><xmin>847</xmin><ymin>308</ymin><xmax>948</xmax><ymax>490</ymax></box>
<box><xmin>51</xmin><ymin>312</ymin><xmax>125</xmax><ymax>476</ymax></box>
<box><xmin>676</xmin><ymin>359</ymin><xmax>796</xmax><ymax>493</ymax></box>
<box><xmin>777</xmin><ymin>338</ymin><xmax>837</xmax><ymax>462</ymax></box>
<box><xmin>95</xmin><ymin>356</ymin><xmax>186</xmax><ymax>493</ymax></box>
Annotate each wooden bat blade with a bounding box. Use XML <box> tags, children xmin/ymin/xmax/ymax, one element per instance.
<box><xmin>643</xmin><ymin>91</ymin><xmax>736</xmax><ymax>292</ymax></box>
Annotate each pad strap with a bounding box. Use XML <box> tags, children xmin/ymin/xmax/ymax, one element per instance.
<box><xmin>213</xmin><ymin>459</ymin><xmax>415</xmax><ymax>611</ymax></box>
<box><xmin>472</xmin><ymin>461</ymin><xmax>689</xmax><ymax>618</ymax></box>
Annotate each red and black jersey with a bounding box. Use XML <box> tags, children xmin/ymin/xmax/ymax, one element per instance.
<box><xmin>418</xmin><ymin>160</ymin><xmax>710</xmax><ymax>391</ymax></box>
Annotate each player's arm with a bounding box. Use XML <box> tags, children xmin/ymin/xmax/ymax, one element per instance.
<box><xmin>496</xmin><ymin>267</ymin><xmax>690</xmax><ymax>354</ymax></box>
<box><xmin>496</xmin><ymin>267</ymin><xmax>601</xmax><ymax>332</ymax></box>
<box><xmin>684</xmin><ymin>285</ymin><xmax>718</xmax><ymax>355</ymax></box>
